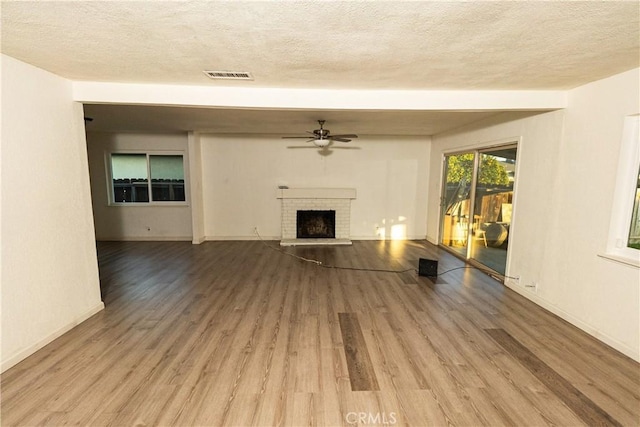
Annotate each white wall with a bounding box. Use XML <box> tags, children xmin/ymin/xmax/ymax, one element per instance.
<box><xmin>86</xmin><ymin>132</ymin><xmax>193</xmax><ymax>241</ymax></box>
<box><xmin>200</xmin><ymin>135</ymin><xmax>430</xmax><ymax>240</ymax></box>
<box><xmin>1</xmin><ymin>55</ymin><xmax>104</xmax><ymax>372</ymax></box>
<box><xmin>188</xmin><ymin>132</ymin><xmax>206</xmax><ymax>244</ymax></box>
<box><xmin>427</xmin><ymin>69</ymin><xmax>640</xmax><ymax>360</ymax></box>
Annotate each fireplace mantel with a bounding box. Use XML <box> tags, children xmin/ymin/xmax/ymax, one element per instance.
<box><xmin>277</xmin><ymin>188</ymin><xmax>357</xmax><ymax>200</ymax></box>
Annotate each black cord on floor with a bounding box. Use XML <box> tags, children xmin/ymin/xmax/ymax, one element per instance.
<box><xmin>317</xmin><ymin>263</ymin><xmax>417</xmax><ymax>274</ymax></box>
<box><xmin>436</xmin><ymin>266</ymin><xmax>477</xmax><ymax>275</ymax></box>
<box><xmin>435</xmin><ymin>265</ymin><xmax>520</xmax><ymax>281</ymax></box>
<box><xmin>254</xmin><ymin>228</ymin><xmax>415</xmax><ymax>273</ymax></box>
<box><xmin>253</xmin><ymin>228</ymin><xmax>518</xmax><ymax>280</ymax></box>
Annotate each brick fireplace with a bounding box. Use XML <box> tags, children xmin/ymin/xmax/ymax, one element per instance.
<box><xmin>277</xmin><ymin>188</ymin><xmax>356</xmax><ymax>246</ymax></box>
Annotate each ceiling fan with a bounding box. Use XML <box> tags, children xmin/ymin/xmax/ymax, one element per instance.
<box><xmin>282</xmin><ymin>120</ymin><xmax>358</xmax><ymax>148</ymax></box>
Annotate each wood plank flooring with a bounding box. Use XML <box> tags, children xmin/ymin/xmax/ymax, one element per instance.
<box><xmin>485</xmin><ymin>328</ymin><xmax>623</xmax><ymax>426</ymax></box>
<box><xmin>338</xmin><ymin>313</ymin><xmax>380</xmax><ymax>392</ymax></box>
<box><xmin>2</xmin><ymin>240</ymin><xmax>638</xmax><ymax>426</ymax></box>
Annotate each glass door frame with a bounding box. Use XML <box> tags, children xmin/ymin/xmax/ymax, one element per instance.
<box><xmin>438</xmin><ymin>141</ymin><xmax>519</xmax><ymax>277</ymax></box>
<box><xmin>439</xmin><ymin>151</ymin><xmax>480</xmax><ymax>259</ymax></box>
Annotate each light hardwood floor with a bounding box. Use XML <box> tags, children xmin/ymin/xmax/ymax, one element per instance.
<box><xmin>2</xmin><ymin>240</ymin><xmax>638</xmax><ymax>426</ymax></box>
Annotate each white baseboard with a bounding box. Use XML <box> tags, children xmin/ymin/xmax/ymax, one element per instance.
<box><xmin>503</xmin><ymin>282</ymin><xmax>639</xmax><ymax>362</ymax></box>
<box><xmin>350</xmin><ymin>235</ymin><xmax>427</xmax><ymax>241</ymax></box>
<box><xmin>1</xmin><ymin>301</ymin><xmax>105</xmax><ymax>373</ymax></box>
<box><xmin>205</xmin><ymin>235</ymin><xmax>278</xmax><ymax>241</ymax></box>
<box><xmin>205</xmin><ymin>235</ymin><xmax>428</xmax><ymax>242</ymax></box>
<box><xmin>97</xmin><ymin>236</ymin><xmax>192</xmax><ymax>242</ymax></box>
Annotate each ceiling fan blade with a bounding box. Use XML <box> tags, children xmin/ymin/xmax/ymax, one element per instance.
<box><xmin>287</xmin><ymin>145</ymin><xmax>317</xmax><ymax>149</ymax></box>
<box><xmin>332</xmin><ymin>146</ymin><xmax>361</xmax><ymax>150</ymax></box>
<box><xmin>329</xmin><ymin>134</ymin><xmax>358</xmax><ymax>139</ymax></box>
<box><xmin>282</xmin><ymin>121</ymin><xmax>356</xmax><ymax>146</ymax></box>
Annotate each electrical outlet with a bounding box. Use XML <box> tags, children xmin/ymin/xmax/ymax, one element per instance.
<box><xmin>525</xmin><ymin>281</ymin><xmax>537</xmax><ymax>292</ymax></box>
<box><xmin>507</xmin><ymin>276</ymin><xmax>520</xmax><ymax>286</ymax></box>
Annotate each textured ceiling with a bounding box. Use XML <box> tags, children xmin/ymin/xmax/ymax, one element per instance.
<box><xmin>2</xmin><ymin>1</ymin><xmax>639</xmax><ymax>134</ymax></box>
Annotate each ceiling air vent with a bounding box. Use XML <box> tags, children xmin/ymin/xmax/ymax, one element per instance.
<box><xmin>203</xmin><ymin>70</ymin><xmax>253</xmax><ymax>80</ymax></box>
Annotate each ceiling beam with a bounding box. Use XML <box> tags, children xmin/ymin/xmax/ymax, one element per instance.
<box><xmin>73</xmin><ymin>81</ymin><xmax>567</xmax><ymax>112</ymax></box>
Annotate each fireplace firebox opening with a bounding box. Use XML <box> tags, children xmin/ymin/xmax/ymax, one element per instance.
<box><xmin>297</xmin><ymin>210</ymin><xmax>336</xmax><ymax>239</ymax></box>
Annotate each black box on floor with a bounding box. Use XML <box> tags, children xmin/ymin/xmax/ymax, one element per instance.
<box><xmin>418</xmin><ymin>258</ymin><xmax>438</xmax><ymax>277</ymax></box>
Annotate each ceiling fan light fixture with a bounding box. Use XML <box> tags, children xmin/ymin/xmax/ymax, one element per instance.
<box><xmin>313</xmin><ymin>138</ymin><xmax>330</xmax><ymax>147</ymax></box>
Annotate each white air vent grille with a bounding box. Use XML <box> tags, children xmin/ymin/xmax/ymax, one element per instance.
<box><xmin>203</xmin><ymin>70</ymin><xmax>254</xmax><ymax>80</ymax></box>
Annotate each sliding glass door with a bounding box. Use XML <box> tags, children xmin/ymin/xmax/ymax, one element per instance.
<box><xmin>440</xmin><ymin>153</ymin><xmax>475</xmax><ymax>257</ymax></box>
<box><xmin>440</xmin><ymin>145</ymin><xmax>517</xmax><ymax>275</ymax></box>
<box><xmin>469</xmin><ymin>147</ymin><xmax>517</xmax><ymax>274</ymax></box>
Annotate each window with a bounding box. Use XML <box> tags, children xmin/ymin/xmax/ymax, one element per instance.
<box><xmin>110</xmin><ymin>153</ymin><xmax>186</xmax><ymax>203</ymax></box>
<box><xmin>605</xmin><ymin>115</ymin><xmax>640</xmax><ymax>265</ymax></box>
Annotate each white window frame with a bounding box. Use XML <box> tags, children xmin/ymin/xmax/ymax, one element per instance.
<box><xmin>107</xmin><ymin>150</ymin><xmax>188</xmax><ymax>206</ymax></box>
<box><xmin>603</xmin><ymin>115</ymin><xmax>640</xmax><ymax>267</ymax></box>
